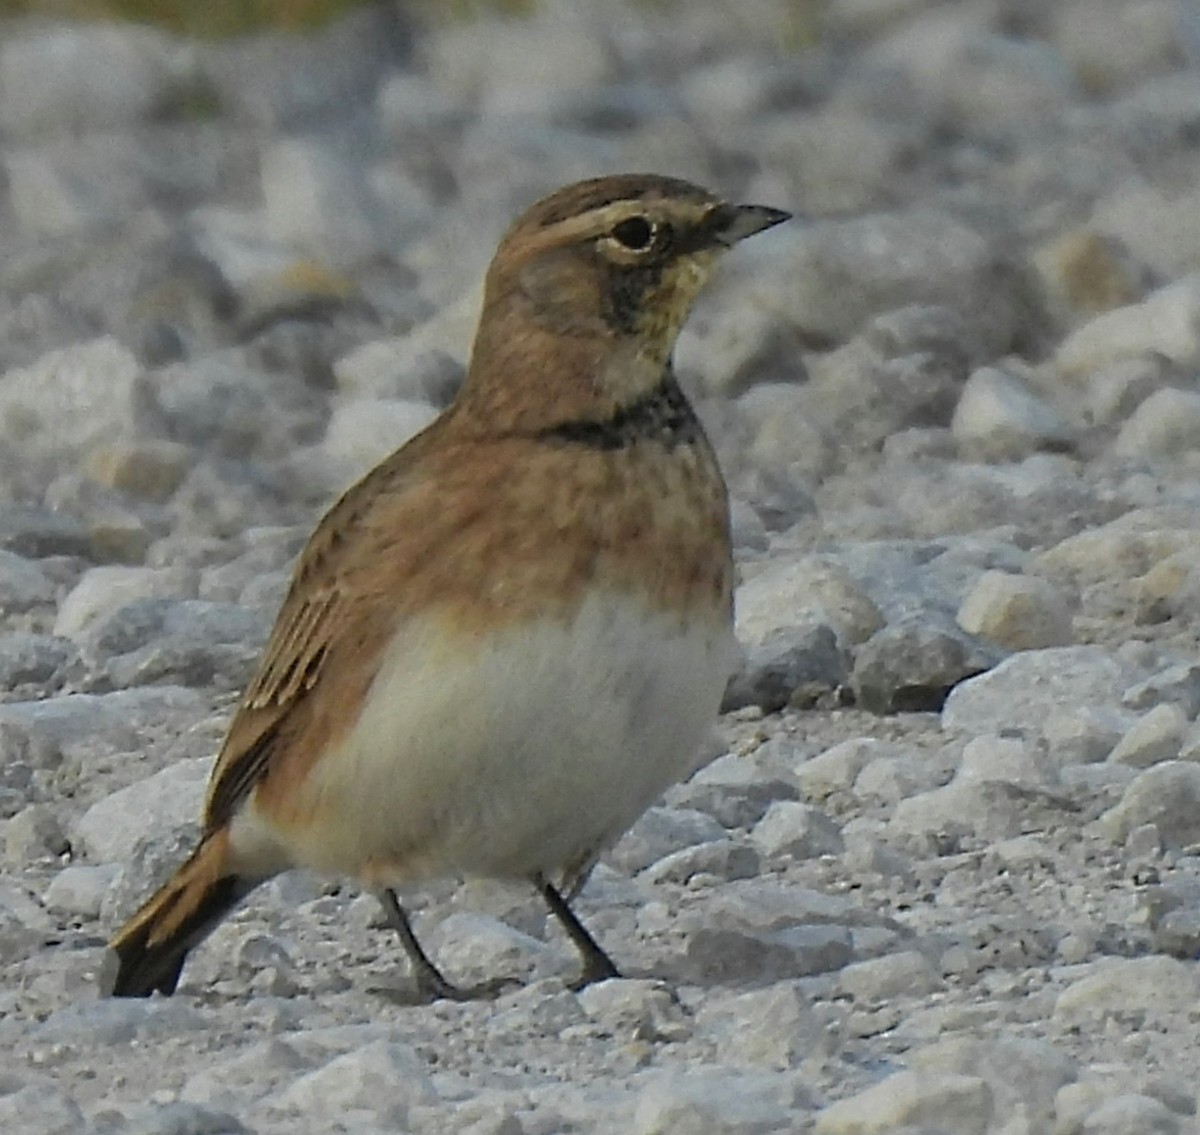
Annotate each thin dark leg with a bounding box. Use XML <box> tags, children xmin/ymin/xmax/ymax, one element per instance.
<box><xmin>375</xmin><ymin>888</ymin><xmax>514</xmax><ymax>1003</ymax></box>
<box><xmin>536</xmin><ymin>874</ymin><xmax>620</xmax><ymax>989</ymax></box>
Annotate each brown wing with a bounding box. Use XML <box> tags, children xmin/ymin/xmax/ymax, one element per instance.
<box><xmin>201</xmin><ymin>423</ymin><xmax>443</xmax><ymax>833</ymax></box>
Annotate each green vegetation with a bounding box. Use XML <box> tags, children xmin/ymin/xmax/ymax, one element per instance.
<box><xmin>0</xmin><ymin>0</ymin><xmax>372</xmax><ymax>37</ymax></box>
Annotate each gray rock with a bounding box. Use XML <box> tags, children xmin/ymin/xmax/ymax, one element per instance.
<box><xmin>36</xmin><ymin>997</ymin><xmax>205</xmax><ymax>1044</ymax></box>
<box><xmin>631</xmin><ymin>1068</ymin><xmax>805</xmax><ymax>1135</ymax></box>
<box><xmin>1054</xmin><ymin>956</ymin><xmax>1200</xmax><ymax>1025</ymax></box>
<box><xmin>1108</xmin><ymin>703</ymin><xmax>1187</xmax><ymax>768</ymax></box>
<box><xmin>1080</xmin><ymin>1095</ymin><xmax>1182</xmax><ymax>1135</ymax></box>
<box><xmin>724</xmin><ymin>624</ymin><xmax>847</xmax><ymax>713</ymax></box>
<box><xmin>333</xmin><ymin>335</ymin><xmax>464</xmax><ymax>406</ymax></box>
<box><xmin>851</xmin><ymin>612</ymin><xmax>1005</xmax><ymax>713</ymax></box>
<box><xmin>684</xmin><ymin>924</ymin><xmax>853</xmax><ymax>985</ymax></box>
<box><xmin>784</xmin><ymin>211</ymin><xmax>1020</xmax><ymax>353</ymax></box>
<box><xmin>0</xmin><ymin>1083</ymin><xmax>85</xmax><ymax>1135</ymax></box>
<box><xmin>668</xmin><ymin>752</ymin><xmax>799</xmax><ymax>829</ymax></box>
<box><xmin>272</xmin><ymin>1040</ymin><xmax>437</xmax><ymax>1123</ymax></box>
<box><xmin>0</xmin><ymin>634</ymin><xmax>76</xmax><ymax>690</ymax></box>
<box><xmin>0</xmin><ymin>338</ymin><xmax>147</xmax><ymax>459</ymax></box>
<box><xmin>838</xmin><ymin>950</ymin><xmax>944</xmax><ymax>1003</ymax></box>
<box><xmin>54</xmin><ymin>566</ymin><xmax>199</xmax><ymax>639</ymax></box>
<box><xmin>951</xmin><ymin>366</ymin><xmax>1075</xmax><ymax>460</ymax></box>
<box><xmin>1043</xmin><ymin>705</ymin><xmax>1130</xmax><ymax>764</ymax></box>
<box><xmin>0</xmin><ymin>551</ymin><xmax>56</xmax><ymax>615</ymax></box>
<box><xmin>1123</xmin><ymin>662</ymin><xmax>1200</xmax><ymax>718</ymax></box>
<box><xmin>3</xmin><ymin>804</ymin><xmax>67</xmax><ymax>865</ymax></box>
<box><xmin>1153</xmin><ymin>907</ymin><xmax>1200</xmax><ymax>961</ymax></box>
<box><xmin>0</xmin><ymin>23</ymin><xmax>172</xmax><ymax>135</ymax></box>
<box><xmin>576</xmin><ymin>978</ymin><xmax>685</xmax><ymax>1038</ymax></box>
<box><xmin>44</xmin><ymin>863</ymin><xmax>119</xmax><ymax>920</ymax></box>
<box><xmin>814</xmin><ymin>1071</ymin><xmax>992</xmax><ymax>1135</ymax></box>
<box><xmin>891</xmin><ymin>777</ymin><xmax>1071</xmax><ymax>849</ymax></box>
<box><xmin>750</xmin><ymin>801</ymin><xmax>844</xmax><ymax>861</ymax></box>
<box><xmin>942</xmin><ymin>645</ymin><xmax>1138</xmax><ymax>738</ymax></box>
<box><xmin>795</xmin><ymin>738</ymin><xmax>889</xmax><ymax>802</ymax></box>
<box><xmin>956</xmin><ymin>570</ymin><xmax>1075</xmax><ymax>650</ymax></box>
<box><xmin>1095</xmin><ymin>761</ymin><xmax>1200</xmax><ymax>848</ymax></box>
<box><xmin>1057</xmin><ymin>275</ymin><xmax>1200</xmax><ymax>379</ymax></box>
<box><xmin>698</xmin><ymin>981</ymin><xmax>833</xmax><ymax>1068</ymax></box>
<box><xmin>117</xmin><ymin>1101</ymin><xmax>248</xmax><ymax>1135</ymax></box>
<box><xmin>0</xmin><ymin>507</ymin><xmax>91</xmax><ymax>559</ymax></box>
<box><xmin>1115</xmin><ymin>387</ymin><xmax>1200</xmax><ymax>458</ymax></box>
<box><xmin>735</xmin><ymin>557</ymin><xmax>885</xmax><ymax>649</ymax></box>
<box><xmin>79</xmin><ymin>597</ymin><xmax>270</xmax><ymax>690</ymax></box>
<box><xmin>641</xmin><ymin>840</ymin><xmax>760</xmax><ymax>885</ymax></box>
<box><xmin>73</xmin><ymin>756</ymin><xmax>209</xmax><ymax>864</ymax></box>
<box><xmin>322</xmin><ymin>397</ymin><xmax>439</xmax><ymax>478</ymax></box>
<box><xmin>607</xmin><ymin>807</ymin><xmax>726</xmax><ymax>876</ymax></box>
<box><xmin>958</xmin><ymin>733</ymin><xmax>1060</xmax><ymax>791</ymax></box>
<box><xmin>427</xmin><ymin>912</ymin><xmax>548</xmax><ymax>984</ymax></box>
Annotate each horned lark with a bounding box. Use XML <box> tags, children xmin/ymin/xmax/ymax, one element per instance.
<box><xmin>102</xmin><ymin>173</ymin><xmax>790</xmax><ymax>999</ymax></box>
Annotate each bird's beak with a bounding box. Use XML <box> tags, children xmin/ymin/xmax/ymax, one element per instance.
<box><xmin>712</xmin><ymin>203</ymin><xmax>792</xmax><ymax>246</ymax></box>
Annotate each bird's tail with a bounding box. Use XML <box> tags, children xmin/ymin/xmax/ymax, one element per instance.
<box><xmin>101</xmin><ymin>829</ymin><xmax>249</xmax><ymax>998</ymax></box>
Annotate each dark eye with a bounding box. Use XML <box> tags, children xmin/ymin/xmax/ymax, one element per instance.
<box><xmin>611</xmin><ymin>216</ymin><xmax>655</xmax><ymax>251</ymax></box>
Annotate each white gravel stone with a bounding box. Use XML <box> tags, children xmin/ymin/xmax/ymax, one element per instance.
<box><xmin>698</xmin><ymin>981</ymin><xmax>832</xmax><ymax>1068</ymax></box>
<box><xmin>427</xmin><ymin>912</ymin><xmax>549</xmax><ymax>983</ymax></box>
<box><xmin>43</xmin><ymin>863</ymin><xmax>119</xmax><ymax>919</ymax></box>
<box><xmin>942</xmin><ymin>646</ymin><xmax>1137</xmax><ymax>738</ymax></box>
<box><xmin>956</xmin><ymin>569</ymin><xmax>1075</xmax><ymax>650</ymax></box>
<box><xmin>272</xmin><ymin>1040</ymin><xmax>437</xmax><ymax>1123</ymax></box>
<box><xmin>1114</xmin><ymin>386</ymin><xmax>1200</xmax><ymax>458</ymax></box>
<box><xmin>72</xmin><ymin>756</ymin><xmax>210</xmax><ymax>863</ymax></box>
<box><xmin>736</xmin><ymin>557</ymin><xmax>884</xmax><ymax>648</ymax></box>
<box><xmin>322</xmin><ymin>397</ymin><xmax>439</xmax><ymax>478</ymax></box>
<box><xmin>1078</xmin><ymin>1094</ymin><xmax>1183</xmax><ymax>1135</ymax></box>
<box><xmin>951</xmin><ymin>366</ymin><xmax>1075</xmax><ymax>461</ymax></box>
<box><xmin>1057</xmin><ymin>275</ymin><xmax>1200</xmax><ymax>379</ymax></box>
<box><xmin>795</xmin><ymin>738</ymin><xmax>890</xmax><ymax>802</ymax></box>
<box><xmin>750</xmin><ymin>801</ymin><xmax>844</xmax><ymax>860</ymax></box>
<box><xmin>0</xmin><ymin>24</ymin><xmax>172</xmax><ymax>135</ymax></box>
<box><xmin>0</xmin><ymin>551</ymin><xmax>56</xmax><ymax>615</ymax></box>
<box><xmin>0</xmin><ymin>1083</ymin><xmax>85</xmax><ymax>1135</ymax></box>
<box><xmin>1107</xmin><ymin>703</ymin><xmax>1187</xmax><ymax>768</ymax></box>
<box><xmin>814</xmin><ymin>1071</ymin><xmax>992</xmax><ymax>1135</ymax></box>
<box><xmin>54</xmin><ymin>565</ymin><xmax>198</xmax><ymax>639</ymax></box>
<box><xmin>958</xmin><ymin>733</ymin><xmax>1059</xmax><ymax>790</ymax></box>
<box><xmin>1053</xmin><ymin>956</ymin><xmax>1200</xmax><ymax>1025</ymax></box>
<box><xmin>0</xmin><ymin>337</ymin><xmax>144</xmax><ymax>459</ymax></box>
<box><xmin>607</xmin><ymin>807</ymin><xmax>726</xmax><ymax>875</ymax></box>
<box><xmin>631</xmin><ymin>1068</ymin><xmax>806</xmax><ymax>1135</ymax></box>
<box><xmin>1095</xmin><ymin>760</ymin><xmax>1200</xmax><ymax>848</ymax></box>
<box><xmin>839</xmin><ymin>950</ymin><xmax>943</xmax><ymax>1002</ymax></box>
<box><xmin>576</xmin><ymin>978</ymin><xmax>683</xmax><ymax>1037</ymax></box>
<box><xmin>1043</xmin><ymin>705</ymin><xmax>1131</xmax><ymax>764</ymax></box>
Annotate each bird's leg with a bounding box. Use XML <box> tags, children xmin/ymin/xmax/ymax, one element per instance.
<box><xmin>536</xmin><ymin>874</ymin><xmax>621</xmax><ymax>989</ymax></box>
<box><xmin>375</xmin><ymin>888</ymin><xmax>511</xmax><ymax>1002</ymax></box>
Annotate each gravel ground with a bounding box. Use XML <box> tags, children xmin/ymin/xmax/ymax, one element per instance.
<box><xmin>2</xmin><ymin>1</ymin><xmax>1200</xmax><ymax>1131</ymax></box>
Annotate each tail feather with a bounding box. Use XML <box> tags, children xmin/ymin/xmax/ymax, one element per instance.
<box><xmin>101</xmin><ymin>830</ymin><xmax>249</xmax><ymax>998</ymax></box>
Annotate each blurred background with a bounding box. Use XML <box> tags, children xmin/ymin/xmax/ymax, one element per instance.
<box><xmin>0</xmin><ymin>0</ymin><xmax>1195</xmax><ymax>537</ymax></box>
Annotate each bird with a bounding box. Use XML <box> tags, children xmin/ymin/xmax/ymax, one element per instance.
<box><xmin>101</xmin><ymin>173</ymin><xmax>790</xmax><ymax>1000</ymax></box>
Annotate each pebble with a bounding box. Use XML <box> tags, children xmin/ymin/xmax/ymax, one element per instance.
<box><xmin>72</xmin><ymin>755</ymin><xmax>209</xmax><ymax>863</ymax></box>
<box><xmin>851</xmin><ymin>612</ymin><xmax>1005</xmax><ymax>713</ymax></box>
<box><xmin>749</xmin><ymin>801</ymin><xmax>844</xmax><ymax>861</ymax></box>
<box><xmin>951</xmin><ymin>366</ymin><xmax>1076</xmax><ymax>461</ymax></box>
<box><xmin>630</xmin><ymin>1069</ymin><xmax>807</xmax><ymax>1135</ymax></box>
<box><xmin>54</xmin><ymin>565</ymin><xmax>199</xmax><ymax>639</ymax></box>
<box><xmin>1114</xmin><ymin>387</ymin><xmax>1200</xmax><ymax>458</ymax></box>
<box><xmin>814</xmin><ymin>1071</ymin><xmax>992</xmax><ymax>1135</ymax></box>
<box><xmin>3</xmin><ymin>804</ymin><xmax>67</xmax><ymax>865</ymax></box>
<box><xmin>0</xmin><ymin>1082</ymin><xmax>85</xmax><ymax>1135</ymax></box>
<box><xmin>1053</xmin><ymin>956</ymin><xmax>1200</xmax><ymax>1025</ymax></box>
<box><xmin>1107</xmin><ymin>703</ymin><xmax>1187</xmax><ymax>767</ymax></box>
<box><xmin>942</xmin><ymin>646</ymin><xmax>1138</xmax><ymax>738</ymax></box>
<box><xmin>607</xmin><ymin>807</ymin><xmax>726</xmax><ymax>876</ymax></box>
<box><xmin>956</xmin><ymin>570</ymin><xmax>1075</xmax><ymax>651</ymax></box>
<box><xmin>1095</xmin><ymin>761</ymin><xmax>1200</xmax><ymax>848</ymax></box>
<box><xmin>271</xmin><ymin>1040</ymin><xmax>438</xmax><ymax>1124</ymax></box>
<box><xmin>43</xmin><ymin>863</ymin><xmax>119</xmax><ymax>919</ymax></box>
<box><xmin>723</xmin><ymin>623</ymin><xmax>847</xmax><ymax>712</ymax></box>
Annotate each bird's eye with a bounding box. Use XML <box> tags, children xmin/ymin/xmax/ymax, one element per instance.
<box><xmin>611</xmin><ymin>216</ymin><xmax>655</xmax><ymax>251</ymax></box>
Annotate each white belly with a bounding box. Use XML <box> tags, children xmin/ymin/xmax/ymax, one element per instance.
<box><xmin>271</xmin><ymin>591</ymin><xmax>734</xmax><ymax>883</ymax></box>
